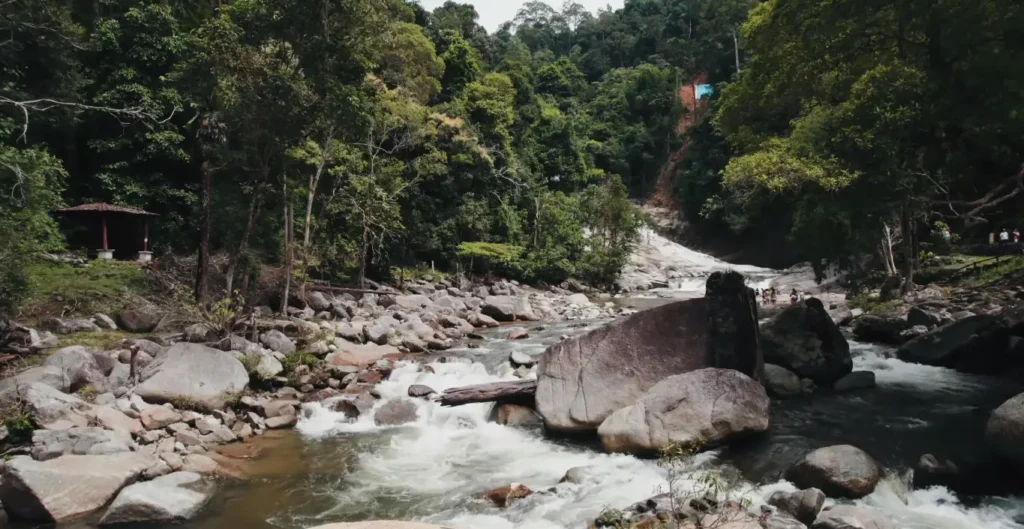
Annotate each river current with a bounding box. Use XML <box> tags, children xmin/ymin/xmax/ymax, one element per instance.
<box><xmin>153</xmin><ymin>313</ymin><xmax>1024</xmax><ymax>529</ymax></box>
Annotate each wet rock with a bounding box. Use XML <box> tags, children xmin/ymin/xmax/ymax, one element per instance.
<box><xmin>181</xmin><ymin>454</ymin><xmax>218</xmax><ymax>474</ymax></box>
<box><xmin>761</xmin><ymin>298</ymin><xmax>852</xmax><ymax>385</ymax></box>
<box><xmin>899</xmin><ymin>325</ymin><xmax>929</xmax><ymax>340</ymax></box>
<box><xmin>373</xmin><ymin>399</ymin><xmax>418</xmax><ymax>426</ymax></box>
<box><xmin>117</xmin><ymin>307</ymin><xmax>164</xmax><ymax>333</ymax></box>
<box><xmin>407</xmin><ymin>385</ymin><xmax>436</xmax><ymax>398</ymax></box>
<box><xmin>509</xmin><ymin>350</ymin><xmax>535</xmax><ymax>368</ymax></box>
<box><xmin>907</xmin><ymin>306</ymin><xmax>943</xmax><ymax>328</ymax></box>
<box><xmin>401</xmin><ymin>337</ymin><xmax>426</xmax><ymax>352</ymax></box>
<box><xmin>898</xmin><ymin>315</ymin><xmax>1014</xmax><ymax>376</ymax></box>
<box><xmin>489</xmin><ymin>403</ymin><xmax>543</xmax><ymax>428</ymax></box>
<box><xmin>260</xmin><ymin>330</ymin><xmax>296</xmax><ymax>355</ymax></box>
<box><xmin>537</xmin><ymin>273</ymin><xmax>762</xmax><ymax>433</ymax></box>
<box><xmin>851</xmin><ymin>315</ymin><xmax>906</xmax><ymax>344</ymax></box>
<box><xmin>786</xmin><ymin>445</ymin><xmax>884</xmax><ymax>498</ymax></box>
<box><xmin>265</xmin><ymin>414</ymin><xmax>297</xmax><ymax>429</ymax></box>
<box><xmin>482</xmin><ymin>483</ymin><xmax>532</xmax><ymax>507</ymax></box>
<box><xmin>507</xmin><ymin>328</ymin><xmax>529</xmax><ymax>340</ymax></box>
<box><xmin>135</xmin><ymin>343</ymin><xmax>249</xmax><ymax>410</ymax></box>
<box><xmin>99</xmin><ymin>471</ymin><xmax>214</xmax><ymax>525</ymax></box>
<box><xmin>0</xmin><ymin>453</ymin><xmax>156</xmax><ymax>522</ymax></box>
<box><xmin>481</xmin><ymin>296</ymin><xmax>536</xmax><ymax>322</ymax></box>
<box><xmin>768</xmin><ymin>488</ymin><xmax>825</xmax><ymax>525</ymax></box>
<box><xmin>833</xmin><ymin>371</ymin><xmax>876</xmax><ymax>392</ymax></box>
<box><xmin>811</xmin><ymin>505</ymin><xmax>892</xmax><ymax>529</ymax></box>
<box><xmin>986</xmin><ymin>392</ymin><xmax>1024</xmax><ymax>467</ymax></box>
<box><xmin>764</xmin><ymin>364</ymin><xmax>802</xmax><ymax>398</ymax></box>
<box><xmin>598</xmin><ymin>368</ymin><xmax>769</xmax><ymax>455</ymax></box>
<box><xmin>559</xmin><ymin>466</ymin><xmax>598</xmax><ymax>484</ymax></box>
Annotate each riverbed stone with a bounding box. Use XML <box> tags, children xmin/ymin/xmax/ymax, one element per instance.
<box><xmin>761</xmin><ymin>298</ymin><xmax>851</xmax><ymax>385</ymax></box>
<box><xmin>93</xmin><ymin>313</ymin><xmax>118</xmax><ymax>331</ymax></box>
<box><xmin>467</xmin><ymin>313</ymin><xmax>499</xmax><ymax>328</ymax></box>
<box><xmin>986</xmin><ymin>392</ymin><xmax>1024</xmax><ymax>467</ymax></box>
<box><xmin>482</xmin><ymin>483</ymin><xmax>532</xmax><ymax>507</ymax></box>
<box><xmin>373</xmin><ymin>399</ymin><xmax>418</xmax><ymax>426</ymax></box>
<box><xmin>509</xmin><ymin>350</ymin><xmax>535</xmax><ymax>368</ymax></box>
<box><xmin>538</xmin><ymin>273</ymin><xmax>763</xmax><ymax>433</ymax></box>
<box><xmin>135</xmin><ymin>343</ymin><xmax>249</xmax><ymax>410</ymax></box>
<box><xmin>597</xmin><ymin>368</ymin><xmax>769</xmax><ymax>455</ymax></box>
<box><xmin>99</xmin><ymin>471</ymin><xmax>214</xmax><ymax>525</ymax></box>
<box><xmin>117</xmin><ymin>307</ymin><xmax>164</xmax><ymax>333</ymax></box>
<box><xmin>833</xmin><ymin>371</ymin><xmax>876</xmax><ymax>392</ymax></box>
<box><xmin>265</xmin><ymin>414</ymin><xmax>297</xmax><ymax>429</ymax></box>
<box><xmin>851</xmin><ymin>315</ymin><xmax>906</xmax><ymax>344</ymax></box>
<box><xmin>768</xmin><ymin>488</ymin><xmax>825</xmax><ymax>526</ymax></box>
<box><xmin>481</xmin><ymin>296</ymin><xmax>536</xmax><ymax>322</ymax></box>
<box><xmin>260</xmin><ymin>330</ymin><xmax>296</xmax><ymax>355</ymax></box>
<box><xmin>181</xmin><ymin>454</ymin><xmax>218</xmax><ymax>474</ymax></box>
<box><xmin>0</xmin><ymin>453</ymin><xmax>156</xmax><ymax>522</ymax></box>
<box><xmin>43</xmin><ymin>345</ymin><xmax>112</xmax><ymax>393</ymax></box>
<box><xmin>407</xmin><ymin>384</ymin><xmax>436</xmax><ymax>398</ymax></box>
<box><xmin>326</xmin><ymin>342</ymin><xmax>400</xmax><ymax>369</ymax></box>
<box><xmin>811</xmin><ymin>505</ymin><xmax>893</xmax><ymax>529</ymax></box>
<box><xmin>786</xmin><ymin>445</ymin><xmax>884</xmax><ymax>498</ymax></box>
<box><xmin>140</xmin><ymin>406</ymin><xmax>182</xmax><ymax>430</ymax></box>
<box><xmin>764</xmin><ymin>364</ymin><xmax>802</xmax><ymax>398</ymax></box>
<box><xmin>897</xmin><ymin>315</ymin><xmax>1012</xmax><ymax>375</ymax></box>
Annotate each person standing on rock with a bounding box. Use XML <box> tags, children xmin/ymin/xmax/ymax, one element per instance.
<box><xmin>790</xmin><ymin>288</ymin><xmax>799</xmax><ymax>304</ymax></box>
<box><xmin>1000</xmin><ymin>228</ymin><xmax>1010</xmax><ymax>244</ymax></box>
<box><xmin>770</xmin><ymin>288</ymin><xmax>777</xmax><ymax>305</ymax></box>
<box><xmin>1014</xmin><ymin>229</ymin><xmax>1021</xmax><ymax>243</ymax></box>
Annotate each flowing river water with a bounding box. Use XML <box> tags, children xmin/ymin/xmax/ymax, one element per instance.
<box><xmin>133</xmin><ymin>306</ymin><xmax>1024</xmax><ymax>529</ymax></box>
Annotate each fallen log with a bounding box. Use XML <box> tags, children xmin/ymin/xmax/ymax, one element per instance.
<box><xmin>439</xmin><ymin>379</ymin><xmax>538</xmax><ymax>407</ymax></box>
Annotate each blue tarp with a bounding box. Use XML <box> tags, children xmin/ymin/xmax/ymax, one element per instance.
<box><xmin>695</xmin><ymin>84</ymin><xmax>713</xmax><ymax>99</ymax></box>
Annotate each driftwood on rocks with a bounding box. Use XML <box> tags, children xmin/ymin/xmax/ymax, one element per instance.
<box><xmin>439</xmin><ymin>379</ymin><xmax>537</xmax><ymax>407</ymax></box>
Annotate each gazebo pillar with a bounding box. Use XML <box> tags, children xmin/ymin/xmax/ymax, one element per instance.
<box><xmin>138</xmin><ymin>219</ymin><xmax>153</xmax><ymax>262</ymax></box>
<box><xmin>97</xmin><ymin>214</ymin><xmax>114</xmax><ymax>260</ymax></box>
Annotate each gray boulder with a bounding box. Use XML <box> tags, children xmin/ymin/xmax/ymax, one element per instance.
<box><xmin>851</xmin><ymin>315</ymin><xmax>906</xmax><ymax>344</ymax></box>
<box><xmin>363</xmin><ymin>316</ymin><xmax>399</xmax><ymax>345</ymax></box>
<box><xmin>44</xmin><ymin>346</ymin><xmax>112</xmax><ymax>393</ymax></box>
<box><xmin>1</xmin><ymin>382</ymin><xmax>90</xmax><ymax>429</ymax></box>
<box><xmin>481</xmin><ymin>296</ymin><xmax>537</xmax><ymax>322</ymax></box>
<box><xmin>373</xmin><ymin>399</ymin><xmax>418</xmax><ymax>426</ymax></box>
<box><xmin>93</xmin><ymin>313</ymin><xmax>118</xmax><ymax>330</ymax></box>
<box><xmin>906</xmin><ymin>306</ymin><xmax>943</xmax><ymax>328</ymax></box>
<box><xmin>326</xmin><ymin>342</ymin><xmax>399</xmax><ymax>369</ymax></box>
<box><xmin>306</xmin><ymin>292</ymin><xmax>331</xmax><ymax>311</ymax></box>
<box><xmin>537</xmin><ymin>272</ymin><xmax>762</xmax><ymax>433</ymax></box>
<box><xmin>467</xmin><ymin>313</ymin><xmax>499</xmax><ymax>328</ymax></box>
<box><xmin>811</xmin><ymin>505</ymin><xmax>893</xmax><ymax>529</ymax></box>
<box><xmin>897</xmin><ymin>315</ymin><xmax>1013</xmax><ymax>375</ymax></box>
<box><xmin>135</xmin><ymin>343</ymin><xmax>249</xmax><ymax>410</ymax></box>
<box><xmin>833</xmin><ymin>371</ymin><xmax>876</xmax><ymax>392</ymax></box>
<box><xmin>117</xmin><ymin>307</ymin><xmax>164</xmax><ymax>333</ymax></box>
<box><xmin>597</xmin><ymin>368</ymin><xmax>769</xmax><ymax>455</ymax></box>
<box><xmin>786</xmin><ymin>445</ymin><xmax>884</xmax><ymax>498</ymax></box>
<box><xmin>100</xmin><ymin>471</ymin><xmax>214</xmax><ymax>525</ymax></box>
<box><xmin>0</xmin><ymin>453</ymin><xmax>156</xmax><ymax>522</ymax></box>
<box><xmin>761</xmin><ymin>298</ymin><xmax>851</xmax><ymax>385</ymax></box>
<box><xmin>764</xmin><ymin>364</ymin><xmax>802</xmax><ymax>398</ymax></box>
<box><xmin>768</xmin><ymin>488</ymin><xmax>825</xmax><ymax>526</ymax></box>
<box><xmin>393</xmin><ymin>295</ymin><xmax>432</xmax><ymax>311</ymax></box>
<box><xmin>31</xmin><ymin>427</ymin><xmax>133</xmax><ymax>460</ymax></box>
<box><xmin>259</xmin><ymin>330</ymin><xmax>296</xmax><ymax>355</ymax></box>
<box><xmin>434</xmin><ymin>296</ymin><xmax>467</xmax><ymax>312</ymax></box>
<box><xmin>986</xmin><ymin>392</ymin><xmax>1024</xmax><ymax>467</ymax></box>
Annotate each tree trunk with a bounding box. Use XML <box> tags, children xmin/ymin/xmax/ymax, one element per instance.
<box><xmin>732</xmin><ymin>28</ymin><xmax>741</xmax><ymax>74</ymax></box>
<box><xmin>225</xmin><ymin>193</ymin><xmax>261</xmax><ymax>296</ymax></box>
<box><xmin>358</xmin><ymin>220</ymin><xmax>369</xmax><ymax>289</ymax></box>
<box><xmin>440</xmin><ymin>379</ymin><xmax>537</xmax><ymax>407</ymax></box>
<box><xmin>280</xmin><ymin>180</ymin><xmax>292</xmax><ymax>316</ymax></box>
<box><xmin>901</xmin><ymin>201</ymin><xmax>916</xmax><ymax>293</ymax></box>
<box><xmin>194</xmin><ymin>159</ymin><xmax>212</xmax><ymax>305</ymax></box>
<box><xmin>300</xmin><ymin>133</ymin><xmax>334</xmax><ymax>303</ymax></box>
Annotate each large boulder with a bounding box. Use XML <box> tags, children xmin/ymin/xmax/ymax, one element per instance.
<box><xmin>31</xmin><ymin>427</ymin><xmax>133</xmax><ymax>461</ymax></box>
<box><xmin>260</xmin><ymin>330</ymin><xmax>296</xmax><ymax>355</ymax></box>
<box><xmin>897</xmin><ymin>315</ymin><xmax>1017</xmax><ymax>375</ymax></box>
<box><xmin>537</xmin><ymin>272</ymin><xmax>762</xmax><ymax>433</ymax></box>
<box><xmin>786</xmin><ymin>445</ymin><xmax>884</xmax><ymax>498</ymax></box>
<box><xmin>135</xmin><ymin>343</ymin><xmax>249</xmax><ymax>410</ymax></box>
<box><xmin>306</xmin><ymin>292</ymin><xmax>332</xmax><ymax>312</ymax></box>
<box><xmin>986</xmin><ymin>392</ymin><xmax>1024</xmax><ymax>467</ymax></box>
<box><xmin>597</xmin><ymin>368</ymin><xmax>769</xmax><ymax>454</ymax></box>
<box><xmin>0</xmin><ymin>453</ymin><xmax>156</xmax><ymax>522</ymax></box>
<box><xmin>768</xmin><ymin>488</ymin><xmax>825</xmax><ymax>526</ymax></box>
<box><xmin>99</xmin><ymin>471</ymin><xmax>214</xmax><ymax>525</ymax></box>
<box><xmin>481</xmin><ymin>296</ymin><xmax>536</xmax><ymax>322</ymax></box>
<box><xmin>763</xmin><ymin>364</ymin><xmax>802</xmax><ymax>398</ymax></box>
<box><xmin>1</xmin><ymin>382</ymin><xmax>90</xmax><ymax>429</ymax></box>
<box><xmin>851</xmin><ymin>315</ymin><xmax>906</xmax><ymax>344</ymax></box>
<box><xmin>761</xmin><ymin>298</ymin><xmax>851</xmax><ymax>385</ymax></box>
<box><xmin>43</xmin><ymin>346</ymin><xmax>113</xmax><ymax>393</ymax></box>
<box><xmin>117</xmin><ymin>307</ymin><xmax>164</xmax><ymax>333</ymax></box>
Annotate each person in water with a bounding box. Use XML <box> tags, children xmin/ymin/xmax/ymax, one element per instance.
<box><xmin>790</xmin><ymin>288</ymin><xmax>798</xmax><ymax>304</ymax></box>
<box><xmin>769</xmin><ymin>288</ymin><xmax>777</xmax><ymax>304</ymax></box>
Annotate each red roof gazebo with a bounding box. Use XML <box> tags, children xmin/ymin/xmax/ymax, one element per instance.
<box><xmin>57</xmin><ymin>203</ymin><xmax>159</xmax><ymax>261</ymax></box>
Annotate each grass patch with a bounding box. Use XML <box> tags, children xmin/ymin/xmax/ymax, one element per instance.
<box><xmin>53</xmin><ymin>330</ymin><xmax>130</xmax><ymax>350</ymax></box>
<box><xmin>973</xmin><ymin>256</ymin><xmax>1024</xmax><ymax>285</ymax></box>
<box><xmin>849</xmin><ymin>293</ymin><xmax>903</xmax><ymax>316</ymax></box>
<box><xmin>20</xmin><ymin>259</ymin><xmax>148</xmax><ymax>319</ymax></box>
<box><xmin>390</xmin><ymin>263</ymin><xmax>451</xmax><ymax>282</ymax></box>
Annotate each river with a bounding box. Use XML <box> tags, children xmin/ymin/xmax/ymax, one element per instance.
<box><xmin>144</xmin><ymin>311</ymin><xmax>1024</xmax><ymax>529</ymax></box>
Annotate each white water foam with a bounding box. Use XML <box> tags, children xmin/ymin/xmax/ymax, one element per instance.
<box><xmin>296</xmin><ymin>358</ymin><xmax>1024</xmax><ymax>529</ymax></box>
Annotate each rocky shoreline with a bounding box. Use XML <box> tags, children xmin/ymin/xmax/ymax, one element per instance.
<box><xmin>1</xmin><ymin>271</ymin><xmax>1023</xmax><ymax>528</ymax></box>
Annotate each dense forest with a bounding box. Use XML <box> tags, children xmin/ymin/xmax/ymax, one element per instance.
<box><xmin>3</xmin><ymin>0</ymin><xmax>1023</xmax><ymax>312</ymax></box>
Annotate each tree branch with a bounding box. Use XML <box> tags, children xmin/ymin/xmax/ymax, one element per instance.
<box><xmin>0</xmin><ymin>96</ymin><xmax>179</xmax><ymax>143</ymax></box>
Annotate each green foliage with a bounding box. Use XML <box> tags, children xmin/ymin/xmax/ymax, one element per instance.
<box><xmin>2</xmin><ymin>410</ymin><xmax>34</xmax><ymax>444</ymax></box>
<box><xmin>281</xmin><ymin>351</ymin><xmax>320</xmax><ymax>373</ymax></box>
<box><xmin>168</xmin><ymin>395</ymin><xmax>203</xmax><ymax>412</ymax></box>
<box><xmin>20</xmin><ymin>260</ymin><xmax>145</xmax><ymax>318</ymax></box>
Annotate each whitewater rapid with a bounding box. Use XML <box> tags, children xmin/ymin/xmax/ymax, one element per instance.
<box><xmin>293</xmin><ymin>336</ymin><xmax>1024</xmax><ymax>529</ymax></box>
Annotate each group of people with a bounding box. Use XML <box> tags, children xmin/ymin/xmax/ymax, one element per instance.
<box><xmin>754</xmin><ymin>287</ymin><xmax>802</xmax><ymax>305</ymax></box>
<box><xmin>998</xmin><ymin>228</ymin><xmax>1021</xmax><ymax>244</ymax></box>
